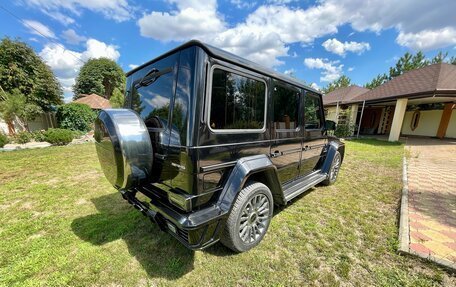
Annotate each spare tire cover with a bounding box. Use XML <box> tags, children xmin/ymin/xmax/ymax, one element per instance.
<box><xmin>94</xmin><ymin>109</ymin><xmax>153</xmax><ymax>189</ymax></box>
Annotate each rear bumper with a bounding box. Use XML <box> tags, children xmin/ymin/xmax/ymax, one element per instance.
<box><xmin>119</xmin><ymin>189</ymin><xmax>226</xmax><ymax>250</ymax></box>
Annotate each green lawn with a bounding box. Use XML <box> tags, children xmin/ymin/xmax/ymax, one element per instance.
<box><xmin>0</xmin><ymin>140</ymin><xmax>454</xmax><ymax>286</ymax></box>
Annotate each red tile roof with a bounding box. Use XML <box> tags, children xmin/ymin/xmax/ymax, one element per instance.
<box><xmin>323</xmin><ymin>85</ymin><xmax>370</xmax><ymax>106</ymax></box>
<box><xmin>74</xmin><ymin>94</ymin><xmax>111</xmax><ymax>109</ymax></box>
<box><xmin>354</xmin><ymin>63</ymin><xmax>456</xmax><ymax>103</ymax></box>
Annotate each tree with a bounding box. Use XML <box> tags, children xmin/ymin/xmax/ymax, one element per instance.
<box><xmin>364</xmin><ymin>73</ymin><xmax>388</xmax><ymax>89</ymax></box>
<box><xmin>430</xmin><ymin>51</ymin><xmax>448</xmax><ymax>64</ymax></box>
<box><xmin>322</xmin><ymin>75</ymin><xmax>352</xmax><ymax>94</ymax></box>
<box><xmin>0</xmin><ymin>89</ymin><xmax>42</xmax><ymax>132</ymax></box>
<box><xmin>450</xmin><ymin>56</ymin><xmax>456</xmax><ymax>65</ymax></box>
<box><xmin>109</xmin><ymin>88</ymin><xmax>125</xmax><ymax>108</ymax></box>
<box><xmin>364</xmin><ymin>50</ymin><xmax>456</xmax><ymax>89</ymax></box>
<box><xmin>73</xmin><ymin>58</ymin><xmax>125</xmax><ymax>100</ymax></box>
<box><xmin>0</xmin><ymin>38</ymin><xmax>62</xmax><ymax>111</ymax></box>
<box><xmin>388</xmin><ymin>51</ymin><xmax>428</xmax><ymax>79</ymax></box>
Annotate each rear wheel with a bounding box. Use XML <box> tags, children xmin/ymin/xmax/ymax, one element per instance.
<box><xmin>220</xmin><ymin>181</ymin><xmax>273</xmax><ymax>252</ymax></box>
<box><xmin>322</xmin><ymin>151</ymin><xmax>341</xmax><ymax>186</ymax></box>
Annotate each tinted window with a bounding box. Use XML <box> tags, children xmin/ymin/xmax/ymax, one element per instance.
<box><xmin>304</xmin><ymin>93</ymin><xmax>323</xmax><ymax>129</ymax></box>
<box><xmin>273</xmin><ymin>83</ymin><xmax>300</xmax><ymax>130</ymax></box>
<box><xmin>130</xmin><ymin>53</ymin><xmax>178</xmax><ymax>128</ymax></box>
<box><xmin>172</xmin><ymin>48</ymin><xmax>194</xmax><ymax>145</ymax></box>
<box><xmin>210</xmin><ymin>69</ymin><xmax>266</xmax><ymax>130</ymax></box>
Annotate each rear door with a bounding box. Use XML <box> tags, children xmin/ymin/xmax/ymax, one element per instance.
<box><xmin>300</xmin><ymin>90</ymin><xmax>326</xmax><ymax>176</ymax></box>
<box><xmin>270</xmin><ymin>80</ymin><xmax>303</xmax><ymax>184</ymax></box>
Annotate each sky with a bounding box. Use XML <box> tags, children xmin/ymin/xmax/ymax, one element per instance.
<box><xmin>1</xmin><ymin>0</ymin><xmax>455</xmax><ymax>102</ymax></box>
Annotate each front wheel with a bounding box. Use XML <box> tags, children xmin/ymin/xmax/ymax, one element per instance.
<box><xmin>220</xmin><ymin>181</ymin><xmax>273</xmax><ymax>252</ymax></box>
<box><xmin>322</xmin><ymin>151</ymin><xmax>341</xmax><ymax>186</ymax></box>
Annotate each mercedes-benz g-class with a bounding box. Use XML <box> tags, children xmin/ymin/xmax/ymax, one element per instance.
<box><xmin>94</xmin><ymin>40</ymin><xmax>344</xmax><ymax>252</ymax></box>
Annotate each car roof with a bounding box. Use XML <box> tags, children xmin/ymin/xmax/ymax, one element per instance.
<box><xmin>126</xmin><ymin>40</ymin><xmax>320</xmax><ymax>95</ymax></box>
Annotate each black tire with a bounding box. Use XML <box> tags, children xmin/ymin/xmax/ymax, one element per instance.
<box><xmin>220</xmin><ymin>181</ymin><xmax>274</xmax><ymax>253</ymax></box>
<box><xmin>321</xmin><ymin>151</ymin><xmax>341</xmax><ymax>186</ymax></box>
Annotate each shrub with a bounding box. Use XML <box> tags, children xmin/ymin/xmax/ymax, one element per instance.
<box><xmin>32</xmin><ymin>130</ymin><xmax>46</xmax><ymax>142</ymax></box>
<box><xmin>71</xmin><ymin>130</ymin><xmax>85</xmax><ymax>139</ymax></box>
<box><xmin>0</xmin><ymin>133</ymin><xmax>8</xmax><ymax>148</ymax></box>
<box><xmin>335</xmin><ymin>123</ymin><xmax>355</xmax><ymax>138</ymax></box>
<box><xmin>15</xmin><ymin>131</ymin><xmax>32</xmax><ymax>144</ymax></box>
<box><xmin>44</xmin><ymin>128</ymin><xmax>74</xmax><ymax>146</ymax></box>
<box><xmin>56</xmin><ymin>103</ymin><xmax>96</xmax><ymax>132</ymax></box>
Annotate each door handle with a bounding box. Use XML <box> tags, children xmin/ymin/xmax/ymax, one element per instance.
<box><xmin>270</xmin><ymin>150</ymin><xmax>281</xmax><ymax>158</ymax></box>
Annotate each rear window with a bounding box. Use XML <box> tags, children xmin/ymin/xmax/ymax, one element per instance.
<box><xmin>129</xmin><ymin>53</ymin><xmax>179</xmax><ymax>128</ymax></box>
<box><xmin>209</xmin><ymin>68</ymin><xmax>266</xmax><ymax>130</ymax></box>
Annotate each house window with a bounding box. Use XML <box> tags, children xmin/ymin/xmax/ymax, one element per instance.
<box><xmin>410</xmin><ymin>110</ymin><xmax>420</xmax><ymax>131</ymax></box>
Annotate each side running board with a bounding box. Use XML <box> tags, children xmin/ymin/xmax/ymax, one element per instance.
<box><xmin>283</xmin><ymin>172</ymin><xmax>327</xmax><ymax>202</ymax></box>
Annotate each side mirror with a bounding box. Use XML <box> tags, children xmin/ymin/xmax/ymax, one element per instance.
<box><xmin>325</xmin><ymin>120</ymin><xmax>336</xmax><ymax>131</ymax></box>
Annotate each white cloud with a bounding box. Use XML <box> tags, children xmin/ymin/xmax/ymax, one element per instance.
<box><xmin>42</xmin><ymin>10</ymin><xmax>75</xmax><ymax>26</ymax></box>
<box><xmin>322</xmin><ymin>38</ymin><xmax>370</xmax><ymax>56</ymax></box>
<box><xmin>23</xmin><ymin>0</ymin><xmax>132</xmax><ymax>22</ymax></box>
<box><xmin>267</xmin><ymin>0</ymin><xmax>298</xmax><ymax>4</ymax></box>
<box><xmin>61</xmin><ymin>29</ymin><xmax>87</xmax><ymax>45</ymax></box>
<box><xmin>39</xmin><ymin>39</ymin><xmax>121</xmax><ymax>100</ymax></box>
<box><xmin>128</xmin><ymin>64</ymin><xmax>139</xmax><ymax>69</ymax></box>
<box><xmin>231</xmin><ymin>0</ymin><xmax>256</xmax><ymax>9</ymax></box>
<box><xmin>310</xmin><ymin>82</ymin><xmax>320</xmax><ymax>90</ymax></box>
<box><xmin>284</xmin><ymin>68</ymin><xmax>296</xmax><ymax>75</ymax></box>
<box><xmin>137</xmin><ymin>0</ymin><xmax>456</xmax><ymax>70</ymax></box>
<box><xmin>348</xmin><ymin>67</ymin><xmax>354</xmax><ymax>72</ymax></box>
<box><xmin>304</xmin><ymin>58</ymin><xmax>343</xmax><ymax>82</ymax></box>
<box><xmin>396</xmin><ymin>27</ymin><xmax>456</xmax><ymax>51</ymax></box>
<box><xmin>22</xmin><ymin>20</ymin><xmax>56</xmax><ymax>39</ymax></box>
<box><xmin>138</xmin><ymin>0</ymin><xmax>224</xmax><ymax>42</ymax></box>
<box><xmin>83</xmin><ymin>39</ymin><xmax>120</xmax><ymax>61</ymax></box>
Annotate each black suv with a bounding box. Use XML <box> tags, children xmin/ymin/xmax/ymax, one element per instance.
<box><xmin>94</xmin><ymin>40</ymin><xmax>344</xmax><ymax>253</ymax></box>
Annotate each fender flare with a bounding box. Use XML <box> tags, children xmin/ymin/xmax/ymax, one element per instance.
<box><xmin>217</xmin><ymin>154</ymin><xmax>283</xmax><ymax>213</ymax></box>
<box><xmin>321</xmin><ymin>140</ymin><xmax>345</xmax><ymax>175</ymax></box>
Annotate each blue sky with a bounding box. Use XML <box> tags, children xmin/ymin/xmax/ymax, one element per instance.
<box><xmin>1</xmin><ymin>0</ymin><xmax>455</xmax><ymax>102</ymax></box>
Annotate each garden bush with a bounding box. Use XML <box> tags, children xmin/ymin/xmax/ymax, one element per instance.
<box><xmin>56</xmin><ymin>103</ymin><xmax>96</xmax><ymax>132</ymax></box>
<box><xmin>32</xmin><ymin>130</ymin><xmax>46</xmax><ymax>142</ymax></box>
<box><xmin>335</xmin><ymin>123</ymin><xmax>355</xmax><ymax>138</ymax></box>
<box><xmin>44</xmin><ymin>128</ymin><xmax>74</xmax><ymax>146</ymax></box>
<box><xmin>0</xmin><ymin>132</ymin><xmax>8</xmax><ymax>147</ymax></box>
<box><xmin>15</xmin><ymin>131</ymin><xmax>33</xmax><ymax>144</ymax></box>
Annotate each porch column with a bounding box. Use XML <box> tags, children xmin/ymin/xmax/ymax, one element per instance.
<box><xmin>436</xmin><ymin>103</ymin><xmax>455</xmax><ymax>139</ymax></box>
<box><xmin>350</xmin><ymin>104</ymin><xmax>359</xmax><ymax>136</ymax></box>
<box><xmin>388</xmin><ymin>98</ymin><xmax>408</xmax><ymax>142</ymax></box>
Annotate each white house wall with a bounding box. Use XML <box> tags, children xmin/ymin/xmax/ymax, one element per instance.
<box><xmin>0</xmin><ymin>119</ymin><xmax>8</xmax><ymax>134</ymax></box>
<box><xmin>401</xmin><ymin>110</ymin><xmax>443</xmax><ymax>137</ymax></box>
<box><xmin>325</xmin><ymin>106</ymin><xmax>338</xmax><ymax>122</ymax></box>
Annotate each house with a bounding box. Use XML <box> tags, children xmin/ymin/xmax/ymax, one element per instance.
<box><xmin>73</xmin><ymin>94</ymin><xmax>111</xmax><ymax>110</ymax></box>
<box><xmin>323</xmin><ymin>85</ymin><xmax>369</xmax><ymax>128</ymax></box>
<box><xmin>323</xmin><ymin>63</ymin><xmax>456</xmax><ymax>141</ymax></box>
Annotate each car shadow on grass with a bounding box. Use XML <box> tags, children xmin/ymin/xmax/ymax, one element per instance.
<box><xmin>71</xmin><ymin>192</ymin><xmax>195</xmax><ymax>279</ymax></box>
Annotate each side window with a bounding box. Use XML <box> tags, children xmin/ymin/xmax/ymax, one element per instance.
<box><xmin>130</xmin><ymin>53</ymin><xmax>179</xmax><ymax>128</ymax></box>
<box><xmin>209</xmin><ymin>68</ymin><xmax>266</xmax><ymax>130</ymax></box>
<box><xmin>304</xmin><ymin>93</ymin><xmax>323</xmax><ymax>129</ymax></box>
<box><xmin>273</xmin><ymin>82</ymin><xmax>300</xmax><ymax>130</ymax></box>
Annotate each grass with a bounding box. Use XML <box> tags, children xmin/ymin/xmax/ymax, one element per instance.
<box><xmin>0</xmin><ymin>140</ymin><xmax>454</xmax><ymax>286</ymax></box>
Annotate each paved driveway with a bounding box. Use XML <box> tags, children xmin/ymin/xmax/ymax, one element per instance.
<box><xmin>404</xmin><ymin>137</ymin><xmax>456</xmax><ymax>269</ymax></box>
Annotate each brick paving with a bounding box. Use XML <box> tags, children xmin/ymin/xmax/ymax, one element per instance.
<box><xmin>404</xmin><ymin>138</ymin><xmax>456</xmax><ymax>269</ymax></box>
